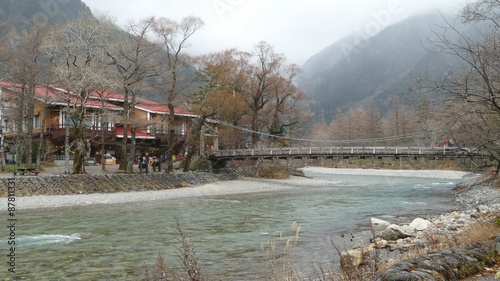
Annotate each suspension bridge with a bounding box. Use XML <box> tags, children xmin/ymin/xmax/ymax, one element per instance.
<box><xmin>206</xmin><ymin>122</ymin><xmax>490</xmax><ymax>163</ymax></box>
<box><xmin>208</xmin><ymin>146</ymin><xmax>488</xmax><ymax>161</ymax></box>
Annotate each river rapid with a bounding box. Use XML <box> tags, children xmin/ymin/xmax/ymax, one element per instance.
<box><xmin>1</xmin><ymin>168</ymin><xmax>472</xmax><ymax>280</ymax></box>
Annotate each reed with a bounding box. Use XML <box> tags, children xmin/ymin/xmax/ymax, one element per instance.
<box><xmin>143</xmin><ymin>217</ymin><xmax>203</xmax><ymax>281</ymax></box>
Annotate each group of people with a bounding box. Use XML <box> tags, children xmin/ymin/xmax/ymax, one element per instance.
<box><xmin>137</xmin><ymin>152</ymin><xmax>181</xmax><ymax>174</ymax></box>
<box><xmin>444</xmin><ymin>139</ymin><xmax>466</xmax><ymax>149</ymax></box>
<box><xmin>137</xmin><ymin>153</ymin><xmax>161</xmax><ymax>174</ymax></box>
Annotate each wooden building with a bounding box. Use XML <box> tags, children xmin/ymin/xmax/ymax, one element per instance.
<box><xmin>0</xmin><ymin>81</ymin><xmax>208</xmax><ymax>164</ymax></box>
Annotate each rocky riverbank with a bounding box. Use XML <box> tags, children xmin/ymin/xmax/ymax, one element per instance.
<box><xmin>352</xmin><ymin>173</ymin><xmax>500</xmax><ymax>281</ymax></box>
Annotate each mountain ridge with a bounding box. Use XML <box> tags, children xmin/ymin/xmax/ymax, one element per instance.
<box><xmin>298</xmin><ymin>11</ymin><xmax>464</xmax><ymax>122</ymax></box>
<box><xmin>0</xmin><ymin>0</ymin><xmax>92</xmax><ymax>34</ymax></box>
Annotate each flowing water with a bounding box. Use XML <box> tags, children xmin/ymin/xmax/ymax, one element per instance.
<box><xmin>1</xmin><ymin>170</ymin><xmax>470</xmax><ymax>280</ymax></box>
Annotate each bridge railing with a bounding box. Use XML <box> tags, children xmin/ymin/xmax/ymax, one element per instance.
<box><xmin>209</xmin><ymin>146</ymin><xmax>485</xmax><ymax>158</ymax></box>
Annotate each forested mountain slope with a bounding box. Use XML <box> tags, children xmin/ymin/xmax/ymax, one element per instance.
<box><xmin>298</xmin><ymin>12</ymin><xmax>465</xmax><ymax>122</ymax></box>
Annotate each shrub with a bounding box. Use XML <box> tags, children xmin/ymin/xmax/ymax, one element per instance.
<box><xmin>254</xmin><ymin>165</ymin><xmax>291</xmax><ymax>179</ymax></box>
<box><xmin>1</xmin><ymin>164</ymin><xmax>18</xmax><ymax>173</ymax></box>
<box><xmin>189</xmin><ymin>156</ymin><xmax>212</xmax><ymax>172</ymax></box>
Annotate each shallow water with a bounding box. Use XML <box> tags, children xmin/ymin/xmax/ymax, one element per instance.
<box><xmin>1</xmin><ymin>171</ymin><xmax>466</xmax><ymax>280</ymax></box>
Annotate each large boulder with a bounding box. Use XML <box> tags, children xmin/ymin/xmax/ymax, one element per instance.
<box><xmin>374</xmin><ymin>242</ymin><xmax>496</xmax><ymax>281</ymax></box>
<box><xmin>371</xmin><ymin>218</ymin><xmax>392</xmax><ymax>232</ymax></box>
<box><xmin>409</xmin><ymin>218</ymin><xmax>432</xmax><ymax>231</ymax></box>
<box><xmin>377</xmin><ymin>224</ymin><xmax>415</xmax><ymax>241</ymax></box>
<box><xmin>341</xmin><ymin>248</ymin><xmax>366</xmax><ymax>267</ymax></box>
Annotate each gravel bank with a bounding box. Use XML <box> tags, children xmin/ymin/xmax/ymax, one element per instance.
<box><xmin>11</xmin><ymin>167</ymin><xmax>478</xmax><ymax>210</ymax></box>
<box><xmin>14</xmin><ymin>178</ymin><xmax>300</xmax><ymax>210</ymax></box>
<box><xmin>300</xmin><ymin>167</ymin><xmax>473</xmax><ymax>179</ymax></box>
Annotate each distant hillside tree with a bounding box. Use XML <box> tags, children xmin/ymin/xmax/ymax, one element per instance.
<box><xmin>382</xmin><ymin>96</ymin><xmax>417</xmax><ymax>145</ymax></box>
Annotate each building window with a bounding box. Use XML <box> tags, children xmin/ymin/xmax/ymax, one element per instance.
<box><xmin>34</xmin><ymin>115</ymin><xmax>40</xmax><ymax>129</ymax></box>
<box><xmin>58</xmin><ymin>111</ymin><xmax>65</xmax><ymax>128</ymax></box>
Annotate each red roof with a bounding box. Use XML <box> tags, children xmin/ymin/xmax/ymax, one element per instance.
<box><xmin>0</xmin><ymin>82</ymin><xmax>121</xmax><ymax>110</ymax></box>
<box><xmin>89</xmin><ymin>90</ymin><xmax>195</xmax><ymax>116</ymax></box>
<box><xmin>115</xmin><ymin>127</ymin><xmax>155</xmax><ymax>139</ymax></box>
<box><xmin>0</xmin><ymin>81</ymin><xmax>195</xmax><ymax>116</ymax></box>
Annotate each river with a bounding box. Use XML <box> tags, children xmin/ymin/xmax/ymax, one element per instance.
<box><xmin>1</xmin><ymin>168</ymin><xmax>471</xmax><ymax>280</ymax></box>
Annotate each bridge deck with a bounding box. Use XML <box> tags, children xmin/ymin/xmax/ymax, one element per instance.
<box><xmin>208</xmin><ymin>146</ymin><xmax>487</xmax><ymax>161</ymax></box>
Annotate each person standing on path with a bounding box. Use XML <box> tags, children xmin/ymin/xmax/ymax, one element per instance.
<box><xmin>144</xmin><ymin>152</ymin><xmax>149</xmax><ymax>174</ymax></box>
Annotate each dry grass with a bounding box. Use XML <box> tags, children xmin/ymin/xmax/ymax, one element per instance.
<box><xmin>262</xmin><ymin>222</ymin><xmax>304</xmax><ymax>281</ymax></box>
<box><xmin>143</xmin><ymin>217</ymin><xmax>203</xmax><ymax>281</ymax></box>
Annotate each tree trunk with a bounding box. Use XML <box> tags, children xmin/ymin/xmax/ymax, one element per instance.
<box><xmin>119</xmin><ymin>92</ymin><xmax>130</xmax><ymax>171</ymax></box>
<box><xmin>64</xmin><ymin>107</ymin><xmax>70</xmax><ymax>174</ymax></box>
<box><xmin>128</xmin><ymin>127</ymin><xmax>136</xmax><ymax>173</ymax></box>
<box><xmin>35</xmin><ymin>106</ymin><xmax>47</xmax><ymax>170</ymax></box>
<box><xmin>127</xmin><ymin>94</ymin><xmax>137</xmax><ymax>173</ymax></box>
<box><xmin>101</xmin><ymin>127</ymin><xmax>106</xmax><ymax>171</ymax></box>
<box><xmin>25</xmin><ymin>100</ymin><xmax>34</xmax><ymax>169</ymax></box>
<box><xmin>167</xmin><ymin>102</ymin><xmax>175</xmax><ymax>173</ymax></box>
<box><xmin>100</xmin><ymin>111</ymin><xmax>106</xmax><ymax>171</ymax></box>
<box><xmin>72</xmin><ymin>124</ymin><xmax>86</xmax><ymax>174</ymax></box>
<box><xmin>251</xmin><ymin>107</ymin><xmax>260</xmax><ymax>147</ymax></box>
<box><xmin>183</xmin><ymin>117</ymin><xmax>205</xmax><ymax>172</ymax></box>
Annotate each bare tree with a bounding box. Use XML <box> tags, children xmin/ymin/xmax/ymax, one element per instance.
<box><xmin>265</xmin><ymin>63</ymin><xmax>307</xmax><ymax>147</ymax></box>
<box><xmin>365</xmin><ymin>98</ymin><xmax>384</xmax><ymax>144</ymax></box>
<box><xmin>382</xmin><ymin>96</ymin><xmax>417</xmax><ymax>145</ymax></box>
<box><xmin>423</xmin><ymin>0</ymin><xmax>500</xmax><ymax>171</ymax></box>
<box><xmin>245</xmin><ymin>42</ymin><xmax>285</xmax><ymax>147</ymax></box>
<box><xmin>45</xmin><ymin>15</ymin><xmax>115</xmax><ymax>174</ymax></box>
<box><xmin>107</xmin><ymin>17</ymin><xmax>162</xmax><ymax>173</ymax></box>
<box><xmin>151</xmin><ymin>16</ymin><xmax>204</xmax><ymax>172</ymax></box>
<box><xmin>0</xmin><ymin>21</ymin><xmax>53</xmax><ymax>169</ymax></box>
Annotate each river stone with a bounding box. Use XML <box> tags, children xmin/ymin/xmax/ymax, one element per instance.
<box><xmin>433</xmin><ymin>219</ymin><xmax>445</xmax><ymax>228</ymax></box>
<box><xmin>377</xmin><ymin>224</ymin><xmax>414</xmax><ymax>241</ymax></box>
<box><xmin>341</xmin><ymin>248</ymin><xmax>365</xmax><ymax>267</ymax></box>
<box><xmin>409</xmin><ymin>218</ymin><xmax>432</xmax><ymax>231</ymax></box>
<box><xmin>371</xmin><ymin>218</ymin><xmax>392</xmax><ymax>232</ymax></box>
<box><xmin>375</xmin><ymin>242</ymin><xmax>496</xmax><ymax>281</ymax></box>
<box><xmin>446</xmin><ymin>211</ymin><xmax>460</xmax><ymax>220</ymax></box>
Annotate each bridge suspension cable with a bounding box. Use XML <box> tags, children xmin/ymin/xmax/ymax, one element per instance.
<box><xmin>214</xmin><ymin>120</ymin><xmax>444</xmax><ymax>145</ymax></box>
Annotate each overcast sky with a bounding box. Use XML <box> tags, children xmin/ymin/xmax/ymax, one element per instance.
<box><xmin>82</xmin><ymin>0</ymin><xmax>471</xmax><ymax>65</ymax></box>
